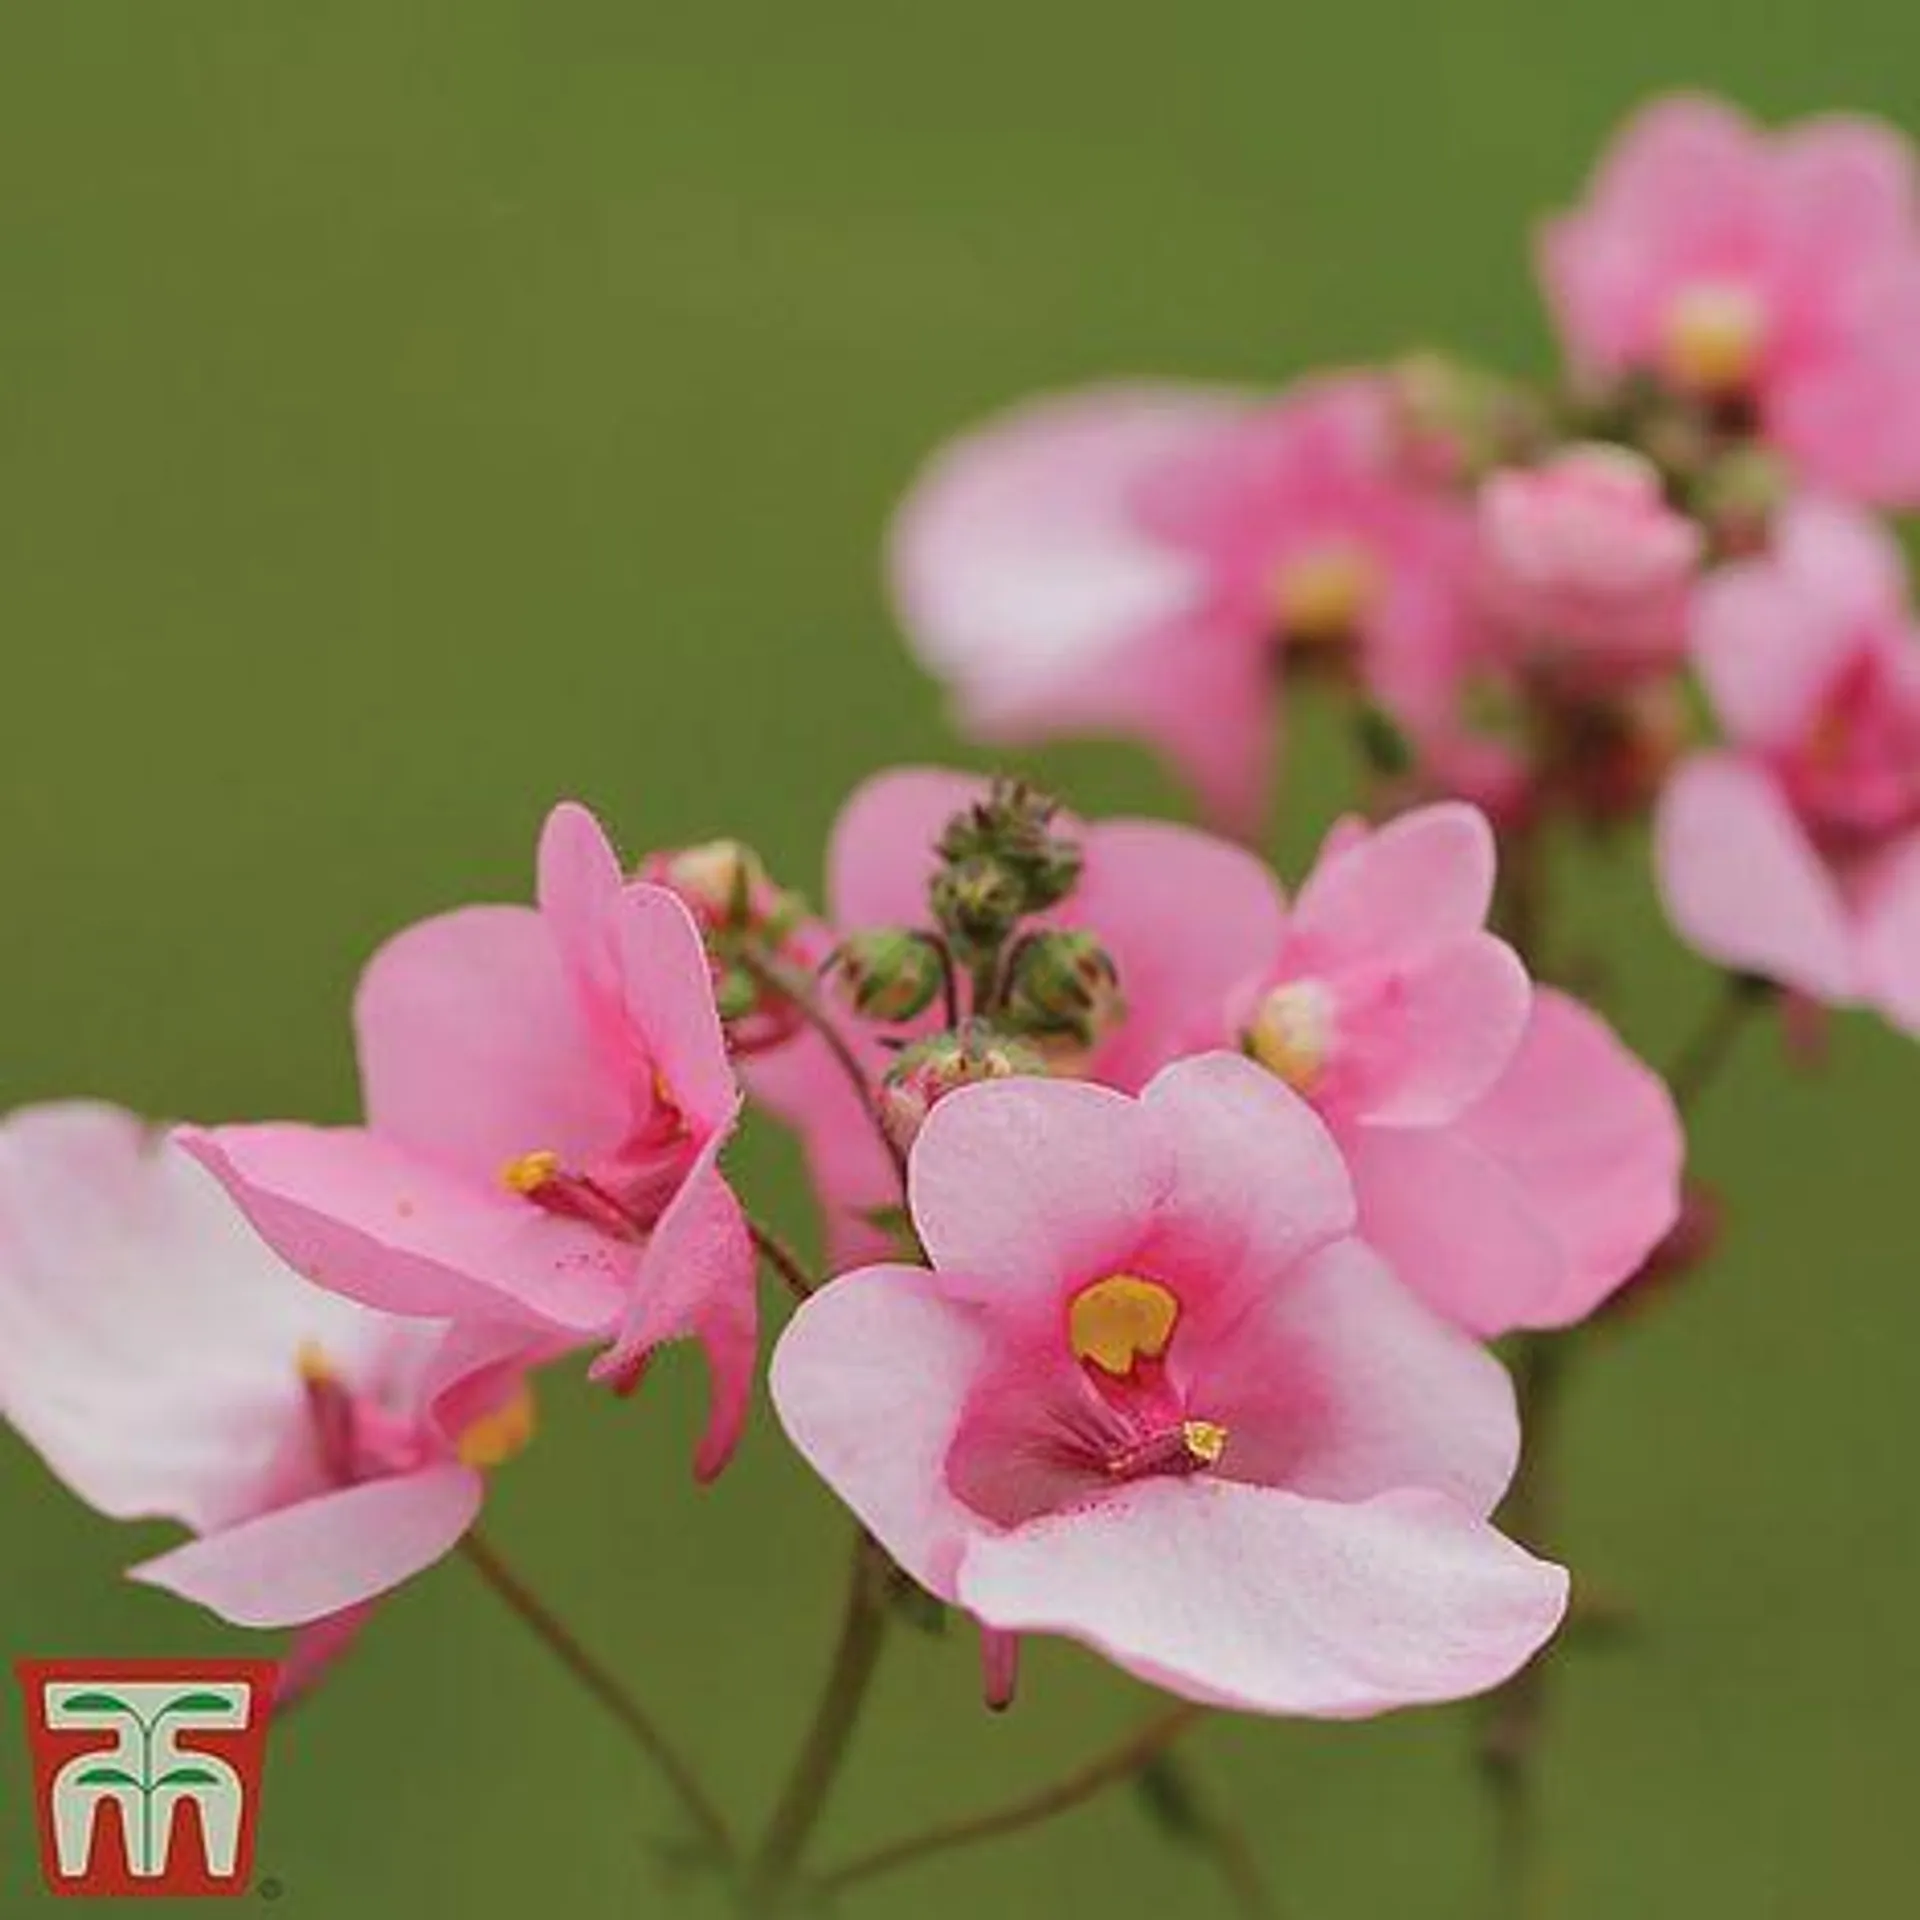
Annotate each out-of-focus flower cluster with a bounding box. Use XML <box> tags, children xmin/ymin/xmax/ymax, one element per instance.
<box><xmin>891</xmin><ymin>94</ymin><xmax>1920</xmax><ymax>1040</ymax></box>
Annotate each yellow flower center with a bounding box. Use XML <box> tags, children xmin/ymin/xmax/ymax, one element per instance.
<box><xmin>458</xmin><ymin>1384</ymin><xmax>539</xmax><ymax>1470</ymax></box>
<box><xmin>501</xmin><ymin>1148</ymin><xmax>561</xmax><ymax>1196</ymax></box>
<box><xmin>1244</xmin><ymin>981</ymin><xmax>1335</xmax><ymax>1095</ymax></box>
<box><xmin>1180</xmin><ymin>1419</ymin><xmax>1229</xmax><ymax>1466</ymax></box>
<box><xmin>295</xmin><ymin>1339</ymin><xmax>336</xmax><ymax>1386</ymax></box>
<box><xmin>1272</xmin><ymin>544</ymin><xmax>1378</xmax><ymax>644</ymax></box>
<box><xmin>1068</xmin><ymin>1274</ymin><xmax>1180</xmax><ymax>1377</ymax></box>
<box><xmin>1661</xmin><ymin>283</ymin><xmax>1765</xmax><ymax>395</ymax></box>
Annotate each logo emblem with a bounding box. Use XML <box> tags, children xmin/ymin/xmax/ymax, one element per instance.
<box><xmin>15</xmin><ymin>1660</ymin><xmax>278</xmax><ymax>1898</ymax></box>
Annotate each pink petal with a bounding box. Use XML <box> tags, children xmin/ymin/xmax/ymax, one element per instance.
<box><xmin>1289</xmin><ymin>803</ymin><xmax>1499</xmax><ymax>972</ymax></box>
<box><xmin>589</xmin><ymin>1124</ymin><xmax>758</xmax><ymax>1480</ymax></box>
<box><xmin>1132</xmin><ymin>1053</ymin><xmax>1355</xmax><ymax>1303</ymax></box>
<box><xmin>1359</xmin><ymin>935</ymin><xmax>1534</xmax><ymax>1128</ymax></box>
<box><xmin>1345</xmin><ymin>1124</ymin><xmax>1569</xmax><ymax>1338</ymax></box>
<box><xmin>1775</xmin><ymin>115</ymin><xmax>1920</xmax><ymax>281</ymax></box>
<box><xmin>1197</xmin><ymin>1235</ymin><xmax>1520</xmax><ymax>1518</ymax></box>
<box><xmin>0</xmin><ymin>1108</ymin><xmax>414</xmax><ymax>1534</ymax></box>
<box><xmin>130</xmin><ymin>1464</ymin><xmax>483</xmax><ymax>1628</ymax></box>
<box><xmin>536</xmin><ymin>800</ymin><xmax>628</xmax><ymax>1002</ymax></box>
<box><xmin>1049</xmin><ymin>613</ymin><xmax>1277</xmax><ymax>840</ymax></box>
<box><xmin>177</xmin><ymin>1124</ymin><xmax>628</xmax><ymax>1333</ymax></box>
<box><xmin>908</xmin><ymin>1077</ymin><xmax>1165</xmax><ymax>1296</ymax></box>
<box><xmin>1769</xmin><ymin>269</ymin><xmax>1920</xmax><ymax>505</ymax></box>
<box><xmin>1538</xmin><ymin>95</ymin><xmax>1765</xmax><ymax>377</ymax></box>
<box><xmin>1654</xmin><ymin>754</ymin><xmax>1857</xmax><ymax>1000</ymax></box>
<box><xmin>614</xmin><ymin>887</ymin><xmax>739</xmax><ymax>1134</ymax></box>
<box><xmin>1691</xmin><ymin>500</ymin><xmax>1904</xmax><ymax>747</ymax></box>
<box><xmin>1459</xmin><ymin>991</ymin><xmax>1685</xmax><ymax>1326</ymax></box>
<box><xmin>355</xmin><ymin>905</ymin><xmax>628</xmax><ymax>1186</ymax></box>
<box><xmin>889</xmin><ymin>385</ymin><xmax>1245</xmax><ymax>717</ymax></box>
<box><xmin>1075</xmin><ymin>823</ymin><xmax>1286</xmax><ymax>1091</ymax></box>
<box><xmin>956</xmin><ymin>1480</ymin><xmax>1567</xmax><ymax>1718</ymax></box>
<box><xmin>1855</xmin><ymin>827</ymin><xmax>1920</xmax><ymax>1035</ymax></box>
<box><xmin>769</xmin><ymin>1264</ymin><xmax>988</xmax><ymax>1599</ymax></box>
<box><xmin>828</xmin><ymin>767</ymin><xmax>994</xmax><ymax>930</ymax></box>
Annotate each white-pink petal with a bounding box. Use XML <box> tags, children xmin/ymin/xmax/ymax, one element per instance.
<box><xmin>130</xmin><ymin>1464</ymin><xmax>483</xmax><ymax>1629</ymax></box>
<box><xmin>909</xmin><ymin>1076</ymin><xmax>1165</xmax><ymax>1294</ymax></box>
<box><xmin>956</xmin><ymin>1480</ymin><xmax>1567</xmax><ymax>1719</ymax></box>
<box><xmin>769</xmin><ymin>1265</ymin><xmax>988</xmax><ymax>1599</ymax></box>
<box><xmin>1655</xmin><ymin>754</ymin><xmax>1858</xmax><ymax>1001</ymax></box>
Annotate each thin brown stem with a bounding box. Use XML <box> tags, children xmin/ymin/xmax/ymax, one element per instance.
<box><xmin>459</xmin><ymin>1530</ymin><xmax>734</xmax><ymax>1865</ymax></box>
<box><xmin>742</xmin><ymin>950</ymin><xmax>909</xmax><ymax>1193</ymax></box>
<box><xmin>748</xmin><ymin>1215</ymin><xmax>818</xmax><ymax>1302</ymax></box>
<box><xmin>1478</xmin><ymin>1334</ymin><xmax>1572</xmax><ymax>1920</ymax></box>
<box><xmin>746</xmin><ymin>1534</ymin><xmax>891</xmax><ymax>1910</ymax></box>
<box><xmin>1666</xmin><ymin>974</ymin><xmax>1767</xmax><ymax>1115</ymax></box>
<box><xmin>816</xmin><ymin>1703</ymin><xmax>1205</xmax><ymax>1899</ymax></box>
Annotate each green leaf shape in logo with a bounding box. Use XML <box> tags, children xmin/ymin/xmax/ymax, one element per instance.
<box><xmin>155</xmin><ymin>1765</ymin><xmax>222</xmax><ymax>1788</ymax></box>
<box><xmin>59</xmin><ymin>1692</ymin><xmax>134</xmax><ymax>1715</ymax></box>
<box><xmin>153</xmin><ymin>1691</ymin><xmax>235</xmax><ymax>1717</ymax></box>
<box><xmin>73</xmin><ymin>1766</ymin><xmax>141</xmax><ymax>1789</ymax></box>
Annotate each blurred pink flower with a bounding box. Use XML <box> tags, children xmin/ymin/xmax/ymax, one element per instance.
<box><xmin>771</xmin><ymin>1061</ymin><xmax>1567</xmax><ymax>1717</ymax></box>
<box><xmin>1541</xmin><ymin>94</ymin><xmax>1920</xmax><ymax>504</ymax></box>
<box><xmin>0</xmin><ymin>1104</ymin><xmax>546</xmax><ymax>1672</ymax></box>
<box><xmin>1477</xmin><ymin>444</ymin><xmax>1701</xmax><ymax>673</ymax></box>
<box><xmin>1215</xmin><ymin>806</ymin><xmax>1683</xmax><ymax>1333</ymax></box>
<box><xmin>889</xmin><ymin>377</ymin><xmax>1475</xmax><ymax>834</ymax></box>
<box><xmin>180</xmin><ymin>803</ymin><xmax>757</xmax><ymax>1480</ymax></box>
<box><xmin>746</xmin><ymin>767</ymin><xmax>1280</xmax><ymax>1263</ymax></box>
<box><xmin>1656</xmin><ymin>498</ymin><xmax>1920</xmax><ymax>1031</ymax></box>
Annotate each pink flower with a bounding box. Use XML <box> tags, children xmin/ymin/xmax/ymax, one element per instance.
<box><xmin>772</xmin><ymin>1061</ymin><xmax>1567</xmax><ymax>1717</ymax></box>
<box><xmin>890</xmin><ymin>377</ymin><xmax>1475</xmax><ymax>835</ymax></box>
<box><xmin>1656</xmin><ymin>498</ymin><xmax>1920</xmax><ymax>1030</ymax></box>
<box><xmin>179</xmin><ymin>803</ymin><xmax>757</xmax><ymax>1480</ymax></box>
<box><xmin>1477</xmin><ymin>445</ymin><xmax>1701</xmax><ymax>673</ymax></box>
<box><xmin>747</xmin><ymin>768</ymin><xmax>1282</xmax><ymax>1263</ymax></box>
<box><xmin>0</xmin><ymin>1104</ymin><xmax>546</xmax><ymax>1672</ymax></box>
<box><xmin>1212</xmin><ymin>806</ymin><xmax>1683</xmax><ymax>1333</ymax></box>
<box><xmin>1541</xmin><ymin>95</ymin><xmax>1920</xmax><ymax>504</ymax></box>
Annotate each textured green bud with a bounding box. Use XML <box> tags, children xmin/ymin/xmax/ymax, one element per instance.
<box><xmin>928</xmin><ymin>855</ymin><xmax>1027</xmax><ymax>954</ymax></box>
<box><xmin>1002</xmin><ymin>930</ymin><xmax>1124</xmax><ymax>1049</ymax></box>
<box><xmin>832</xmin><ymin>928</ymin><xmax>947</xmax><ymax>1023</ymax></box>
<box><xmin>933</xmin><ymin>777</ymin><xmax>1085</xmax><ymax>915</ymax></box>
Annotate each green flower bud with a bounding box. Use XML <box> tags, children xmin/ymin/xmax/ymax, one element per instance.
<box><xmin>1002</xmin><ymin>931</ymin><xmax>1124</xmax><ymax>1050</ymax></box>
<box><xmin>928</xmin><ymin>855</ymin><xmax>1027</xmax><ymax>955</ymax></box>
<box><xmin>934</xmin><ymin>778</ymin><xmax>1085</xmax><ymax>916</ymax></box>
<box><xmin>832</xmin><ymin>928</ymin><xmax>948</xmax><ymax>1023</ymax></box>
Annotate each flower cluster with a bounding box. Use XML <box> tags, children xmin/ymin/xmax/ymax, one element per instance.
<box><xmin>893</xmin><ymin>96</ymin><xmax>1920</xmax><ymax>1042</ymax></box>
<box><xmin>2</xmin><ymin>86</ymin><xmax>1912</xmax><ymax>1913</ymax></box>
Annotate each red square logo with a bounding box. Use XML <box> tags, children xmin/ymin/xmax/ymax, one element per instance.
<box><xmin>15</xmin><ymin>1659</ymin><xmax>278</xmax><ymax>1898</ymax></box>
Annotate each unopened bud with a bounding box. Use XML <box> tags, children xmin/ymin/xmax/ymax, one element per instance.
<box><xmin>649</xmin><ymin>839</ymin><xmax>767</xmax><ymax>929</ymax></box>
<box><xmin>831</xmin><ymin>928</ymin><xmax>947</xmax><ymax>1023</ymax></box>
<box><xmin>1389</xmin><ymin>351</ymin><xmax>1549</xmax><ymax>486</ymax></box>
<box><xmin>935</xmin><ymin>779</ymin><xmax>1084</xmax><ymax>916</ymax></box>
<box><xmin>877</xmin><ymin>1022</ymin><xmax>1048</xmax><ymax>1153</ymax></box>
<box><xmin>1001</xmin><ymin>931</ymin><xmax>1124</xmax><ymax>1050</ymax></box>
<box><xmin>1694</xmin><ymin>444</ymin><xmax>1790</xmax><ymax>558</ymax></box>
<box><xmin>929</xmin><ymin>855</ymin><xmax>1028</xmax><ymax>955</ymax></box>
<box><xmin>713</xmin><ymin>966</ymin><xmax>761</xmax><ymax>1025</ymax></box>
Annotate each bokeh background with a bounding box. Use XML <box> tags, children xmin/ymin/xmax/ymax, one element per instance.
<box><xmin>3</xmin><ymin>5</ymin><xmax>1915</xmax><ymax>1913</ymax></box>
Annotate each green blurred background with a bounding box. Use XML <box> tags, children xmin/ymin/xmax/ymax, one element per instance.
<box><xmin>2</xmin><ymin>4</ymin><xmax>1915</xmax><ymax>1913</ymax></box>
